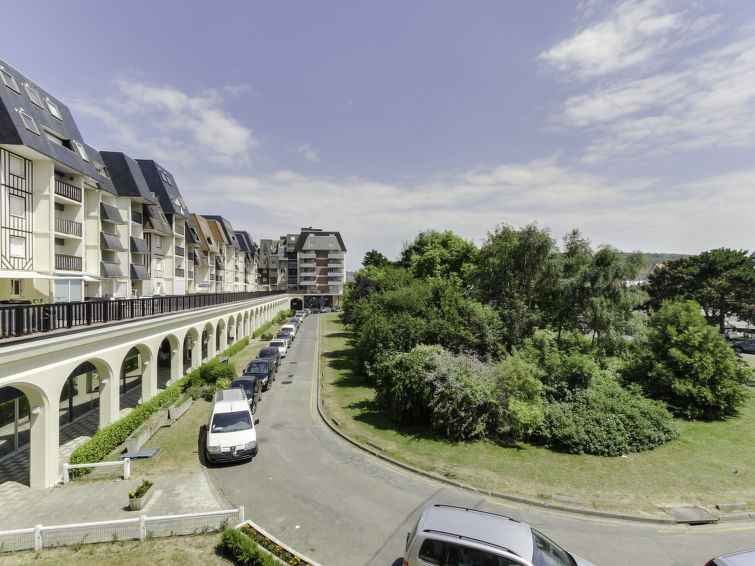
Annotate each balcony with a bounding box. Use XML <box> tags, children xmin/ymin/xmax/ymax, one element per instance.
<box><xmin>299</xmin><ymin>252</ymin><xmax>316</xmax><ymax>259</ymax></box>
<box><xmin>328</xmin><ymin>252</ymin><xmax>344</xmax><ymax>259</ymax></box>
<box><xmin>54</xmin><ymin>217</ymin><xmax>82</xmax><ymax>237</ymax></box>
<box><xmin>100</xmin><ymin>202</ymin><xmax>125</xmax><ymax>224</ymax></box>
<box><xmin>130</xmin><ymin>236</ymin><xmax>150</xmax><ymax>255</ymax></box>
<box><xmin>100</xmin><ymin>232</ymin><xmax>125</xmax><ymax>252</ymax></box>
<box><xmin>175</xmin><ymin>246</ymin><xmax>185</xmax><ymax>257</ymax></box>
<box><xmin>328</xmin><ymin>263</ymin><xmax>343</xmax><ymax>268</ymax></box>
<box><xmin>55</xmin><ymin>254</ymin><xmax>82</xmax><ymax>271</ymax></box>
<box><xmin>175</xmin><ymin>224</ymin><xmax>185</xmax><ymax>237</ymax></box>
<box><xmin>131</xmin><ymin>210</ymin><xmax>143</xmax><ymax>224</ymax></box>
<box><xmin>54</xmin><ymin>179</ymin><xmax>82</xmax><ymax>202</ymax></box>
<box><xmin>130</xmin><ymin>263</ymin><xmax>149</xmax><ymax>280</ymax></box>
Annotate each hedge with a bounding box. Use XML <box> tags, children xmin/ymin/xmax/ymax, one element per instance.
<box><xmin>68</xmin><ymin>338</ymin><xmax>249</xmax><ymax>474</ymax></box>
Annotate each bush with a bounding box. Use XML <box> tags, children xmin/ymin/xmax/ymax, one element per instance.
<box><xmin>537</xmin><ymin>375</ymin><xmax>678</xmax><ymax>456</ymax></box>
<box><xmin>212</xmin><ymin>363</ymin><xmax>236</xmax><ymax>383</ymax></box>
<box><xmin>203</xmin><ymin>384</ymin><xmax>218</xmax><ymax>401</ymax></box>
<box><xmin>253</xmin><ymin>321</ymin><xmax>272</xmax><ymax>338</ymax></box>
<box><xmin>216</xmin><ymin>376</ymin><xmax>232</xmax><ymax>390</ymax></box>
<box><xmin>220</xmin><ymin>528</ymin><xmax>279</xmax><ymax>566</ymax></box>
<box><xmin>260</xmin><ymin>332</ymin><xmax>274</xmax><ymax>341</ymax></box>
<box><xmin>373</xmin><ymin>345</ymin><xmax>444</xmax><ymax>425</ymax></box>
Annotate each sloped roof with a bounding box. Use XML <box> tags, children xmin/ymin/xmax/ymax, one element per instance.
<box><xmin>203</xmin><ymin>215</ymin><xmax>240</xmax><ymax>249</ymax></box>
<box><xmin>83</xmin><ymin>143</ymin><xmax>117</xmax><ymax>195</ymax></box>
<box><xmin>101</xmin><ymin>151</ymin><xmax>158</xmax><ymax>203</ymax></box>
<box><xmin>0</xmin><ymin>58</ymin><xmax>101</xmax><ymax>178</ymax></box>
<box><xmin>136</xmin><ymin>159</ymin><xmax>190</xmax><ymax>219</ymax></box>
<box><xmin>294</xmin><ymin>229</ymin><xmax>347</xmax><ymax>253</ymax></box>
<box><xmin>190</xmin><ymin>213</ymin><xmax>219</xmax><ymax>254</ymax></box>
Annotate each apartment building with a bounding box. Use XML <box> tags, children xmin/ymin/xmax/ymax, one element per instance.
<box><xmin>235</xmin><ymin>230</ymin><xmax>257</xmax><ymax>292</ymax></box>
<box><xmin>0</xmin><ymin>58</ymin><xmax>112</xmax><ymax>302</ymax></box>
<box><xmin>294</xmin><ymin>228</ymin><xmax>346</xmax><ymax>304</ymax></box>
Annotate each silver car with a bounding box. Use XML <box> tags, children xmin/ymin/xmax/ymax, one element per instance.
<box><xmin>404</xmin><ymin>505</ymin><xmax>597</xmax><ymax>566</ymax></box>
<box><xmin>705</xmin><ymin>549</ymin><xmax>755</xmax><ymax>566</ymax></box>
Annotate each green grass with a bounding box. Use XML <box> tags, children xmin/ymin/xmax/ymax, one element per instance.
<box><xmin>319</xmin><ymin>314</ymin><xmax>755</xmax><ymax>516</ymax></box>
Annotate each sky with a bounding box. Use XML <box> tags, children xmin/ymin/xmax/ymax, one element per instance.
<box><xmin>3</xmin><ymin>0</ymin><xmax>755</xmax><ymax>271</ymax></box>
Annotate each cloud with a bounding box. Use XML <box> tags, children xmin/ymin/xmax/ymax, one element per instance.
<box><xmin>539</xmin><ymin>0</ymin><xmax>716</xmax><ymax>80</ymax></box>
<box><xmin>296</xmin><ymin>143</ymin><xmax>320</xmax><ymax>163</ymax></box>
<box><xmin>71</xmin><ymin>80</ymin><xmax>258</xmax><ymax>168</ymax></box>
<box><xmin>179</xmin><ymin>155</ymin><xmax>751</xmax><ymax>271</ymax></box>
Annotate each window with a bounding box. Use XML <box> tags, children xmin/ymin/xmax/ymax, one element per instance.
<box><xmin>155</xmin><ymin>258</ymin><xmax>162</xmax><ymax>270</ymax></box>
<box><xmin>95</xmin><ymin>162</ymin><xmax>109</xmax><ymax>178</ymax></box>
<box><xmin>24</xmin><ymin>84</ymin><xmax>43</xmax><ymax>107</ymax></box>
<box><xmin>8</xmin><ymin>154</ymin><xmax>24</xmax><ymax>177</ymax></box>
<box><xmin>72</xmin><ymin>140</ymin><xmax>89</xmax><ymax>161</ymax></box>
<box><xmin>9</xmin><ymin>236</ymin><xmax>25</xmax><ymax>257</ymax></box>
<box><xmin>9</xmin><ymin>195</ymin><xmax>25</xmax><ymax>217</ymax></box>
<box><xmin>45</xmin><ymin>97</ymin><xmax>62</xmax><ymax>120</ymax></box>
<box><xmin>155</xmin><ymin>235</ymin><xmax>162</xmax><ymax>249</ymax></box>
<box><xmin>11</xmin><ymin>279</ymin><xmax>21</xmax><ymax>296</ymax></box>
<box><xmin>1</xmin><ymin>68</ymin><xmax>19</xmax><ymax>92</ymax></box>
<box><xmin>160</xmin><ymin>170</ymin><xmax>172</xmax><ymax>185</ymax></box>
<box><xmin>43</xmin><ymin>126</ymin><xmax>71</xmax><ymax>148</ymax></box>
<box><xmin>19</xmin><ymin>110</ymin><xmax>39</xmax><ymax>135</ymax></box>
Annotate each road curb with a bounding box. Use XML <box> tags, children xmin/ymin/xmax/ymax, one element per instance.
<box><xmin>314</xmin><ymin>318</ymin><xmax>751</xmax><ymax>526</ymax></box>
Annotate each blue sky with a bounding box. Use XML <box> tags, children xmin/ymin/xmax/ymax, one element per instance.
<box><xmin>4</xmin><ymin>0</ymin><xmax>755</xmax><ymax>271</ymax></box>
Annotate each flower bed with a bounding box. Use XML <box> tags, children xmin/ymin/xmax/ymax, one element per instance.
<box><xmin>228</xmin><ymin>521</ymin><xmax>321</xmax><ymax>566</ymax></box>
<box><xmin>128</xmin><ymin>479</ymin><xmax>153</xmax><ymax>511</ymax></box>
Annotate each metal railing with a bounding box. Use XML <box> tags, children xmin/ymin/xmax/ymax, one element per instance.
<box><xmin>55</xmin><ymin>254</ymin><xmax>82</xmax><ymax>271</ymax></box>
<box><xmin>0</xmin><ymin>508</ymin><xmax>243</xmax><ymax>552</ymax></box>
<box><xmin>54</xmin><ymin>217</ymin><xmax>83</xmax><ymax>237</ymax></box>
<box><xmin>54</xmin><ymin>179</ymin><xmax>82</xmax><ymax>202</ymax></box>
<box><xmin>0</xmin><ymin>290</ymin><xmax>283</xmax><ymax>342</ymax></box>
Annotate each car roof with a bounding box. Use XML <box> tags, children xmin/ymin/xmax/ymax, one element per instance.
<box><xmin>418</xmin><ymin>505</ymin><xmax>533</xmax><ymax>560</ymax></box>
<box><xmin>248</xmin><ymin>358</ymin><xmax>272</xmax><ymax>366</ymax></box>
<box><xmin>231</xmin><ymin>376</ymin><xmax>259</xmax><ymax>385</ymax></box>
<box><xmin>259</xmin><ymin>347</ymin><xmax>277</xmax><ymax>354</ymax></box>
<box><xmin>713</xmin><ymin>549</ymin><xmax>755</xmax><ymax>566</ymax></box>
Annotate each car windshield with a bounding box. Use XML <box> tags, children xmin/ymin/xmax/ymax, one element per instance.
<box><xmin>259</xmin><ymin>349</ymin><xmax>275</xmax><ymax>357</ymax></box>
<box><xmin>210</xmin><ymin>410</ymin><xmax>252</xmax><ymax>433</ymax></box>
<box><xmin>245</xmin><ymin>362</ymin><xmax>267</xmax><ymax>374</ymax></box>
<box><xmin>271</xmin><ymin>341</ymin><xmax>284</xmax><ymax>347</ymax></box>
<box><xmin>531</xmin><ymin>529</ymin><xmax>575</xmax><ymax>566</ymax></box>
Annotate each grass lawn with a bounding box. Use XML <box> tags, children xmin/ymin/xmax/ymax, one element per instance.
<box><xmin>319</xmin><ymin>314</ymin><xmax>755</xmax><ymax>517</ymax></box>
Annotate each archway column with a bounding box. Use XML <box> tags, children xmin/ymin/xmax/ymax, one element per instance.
<box><xmin>26</xmin><ymin>388</ymin><xmax>57</xmax><ymax>489</ymax></box>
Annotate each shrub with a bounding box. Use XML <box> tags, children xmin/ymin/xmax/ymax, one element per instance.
<box><xmin>220</xmin><ymin>528</ymin><xmax>279</xmax><ymax>566</ymax></box>
<box><xmin>185</xmin><ymin>385</ymin><xmax>203</xmax><ymax>400</ymax></box>
<box><xmin>216</xmin><ymin>376</ymin><xmax>232</xmax><ymax>390</ymax></box>
<box><xmin>537</xmin><ymin>375</ymin><xmax>678</xmax><ymax>456</ymax></box>
<box><xmin>373</xmin><ymin>345</ymin><xmax>444</xmax><ymax>425</ymax></box>
<box><xmin>203</xmin><ymin>384</ymin><xmax>218</xmax><ymax>401</ymax></box>
<box><xmin>260</xmin><ymin>332</ymin><xmax>274</xmax><ymax>342</ymax></box>
<box><xmin>211</xmin><ymin>363</ymin><xmax>236</xmax><ymax>383</ymax></box>
<box><xmin>253</xmin><ymin>322</ymin><xmax>272</xmax><ymax>338</ymax></box>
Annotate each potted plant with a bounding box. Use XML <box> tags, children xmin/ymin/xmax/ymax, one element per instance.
<box><xmin>128</xmin><ymin>479</ymin><xmax>153</xmax><ymax>511</ymax></box>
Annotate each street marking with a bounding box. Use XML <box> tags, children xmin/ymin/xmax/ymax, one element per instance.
<box><xmin>486</xmin><ymin>499</ymin><xmax>522</xmax><ymax>511</ymax></box>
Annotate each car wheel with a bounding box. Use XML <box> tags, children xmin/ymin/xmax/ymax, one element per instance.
<box><xmin>251</xmin><ymin>400</ymin><xmax>258</xmax><ymax>414</ymax></box>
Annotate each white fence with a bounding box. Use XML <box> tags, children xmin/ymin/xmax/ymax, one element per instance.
<box><xmin>0</xmin><ymin>508</ymin><xmax>243</xmax><ymax>553</ymax></box>
<box><xmin>62</xmin><ymin>458</ymin><xmax>130</xmax><ymax>484</ymax></box>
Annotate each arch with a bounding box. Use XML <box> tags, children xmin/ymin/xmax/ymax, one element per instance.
<box><xmin>158</xmin><ymin>334</ymin><xmax>181</xmax><ymax>388</ymax></box>
<box><xmin>216</xmin><ymin>318</ymin><xmax>227</xmax><ymax>353</ymax></box>
<box><xmin>119</xmin><ymin>344</ymin><xmax>155</xmax><ymax>410</ymax></box>
<box><xmin>183</xmin><ymin>327</ymin><xmax>200</xmax><ymax>373</ymax></box>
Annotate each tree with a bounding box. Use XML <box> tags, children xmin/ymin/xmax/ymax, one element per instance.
<box><xmin>398</xmin><ymin>230</ymin><xmax>477</xmax><ymax>284</ymax></box>
<box><xmin>646</xmin><ymin>248</ymin><xmax>755</xmax><ymax>333</ymax></box>
<box><xmin>362</xmin><ymin>249</ymin><xmax>389</xmax><ymax>268</ymax></box>
<box><xmin>624</xmin><ymin>300</ymin><xmax>750</xmax><ymax>420</ymax></box>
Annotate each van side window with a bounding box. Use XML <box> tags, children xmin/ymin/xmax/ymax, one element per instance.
<box><xmin>419</xmin><ymin>539</ymin><xmax>444</xmax><ymax>564</ymax></box>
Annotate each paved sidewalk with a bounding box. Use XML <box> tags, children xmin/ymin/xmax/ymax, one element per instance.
<box><xmin>0</xmin><ymin>469</ymin><xmax>222</xmax><ymax>531</ymax></box>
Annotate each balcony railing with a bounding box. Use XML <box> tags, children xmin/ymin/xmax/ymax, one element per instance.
<box><xmin>0</xmin><ymin>290</ymin><xmax>285</xmax><ymax>341</ymax></box>
<box><xmin>54</xmin><ymin>179</ymin><xmax>82</xmax><ymax>202</ymax></box>
<box><xmin>54</xmin><ymin>217</ymin><xmax>82</xmax><ymax>237</ymax></box>
<box><xmin>55</xmin><ymin>254</ymin><xmax>82</xmax><ymax>271</ymax></box>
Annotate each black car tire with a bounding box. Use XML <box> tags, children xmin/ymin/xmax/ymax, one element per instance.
<box><xmin>251</xmin><ymin>400</ymin><xmax>258</xmax><ymax>414</ymax></box>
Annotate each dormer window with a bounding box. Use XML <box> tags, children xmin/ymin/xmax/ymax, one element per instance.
<box><xmin>95</xmin><ymin>162</ymin><xmax>109</xmax><ymax>178</ymax></box>
<box><xmin>45</xmin><ymin>97</ymin><xmax>62</xmax><ymax>120</ymax></box>
<box><xmin>72</xmin><ymin>140</ymin><xmax>89</xmax><ymax>161</ymax></box>
<box><xmin>1</xmin><ymin>68</ymin><xmax>20</xmax><ymax>93</ymax></box>
<box><xmin>24</xmin><ymin>84</ymin><xmax>43</xmax><ymax>108</ymax></box>
<box><xmin>19</xmin><ymin>110</ymin><xmax>39</xmax><ymax>135</ymax></box>
<box><xmin>43</xmin><ymin>126</ymin><xmax>73</xmax><ymax>149</ymax></box>
<box><xmin>160</xmin><ymin>170</ymin><xmax>172</xmax><ymax>185</ymax></box>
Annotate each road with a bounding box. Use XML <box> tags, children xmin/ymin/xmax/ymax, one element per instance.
<box><xmin>210</xmin><ymin>315</ymin><xmax>755</xmax><ymax>566</ymax></box>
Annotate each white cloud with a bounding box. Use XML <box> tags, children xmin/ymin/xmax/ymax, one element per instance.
<box><xmin>71</xmin><ymin>80</ymin><xmax>258</xmax><ymax>168</ymax></box>
<box><xmin>539</xmin><ymin>0</ymin><xmax>714</xmax><ymax>80</ymax></box>
<box><xmin>181</xmin><ymin>156</ymin><xmax>750</xmax><ymax>271</ymax></box>
<box><xmin>296</xmin><ymin>143</ymin><xmax>320</xmax><ymax>163</ymax></box>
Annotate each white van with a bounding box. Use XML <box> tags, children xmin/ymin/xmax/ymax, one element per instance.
<box><xmin>281</xmin><ymin>323</ymin><xmax>297</xmax><ymax>338</ymax></box>
<box><xmin>205</xmin><ymin>388</ymin><xmax>258</xmax><ymax>463</ymax></box>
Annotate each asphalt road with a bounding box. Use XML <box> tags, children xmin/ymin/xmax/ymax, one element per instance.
<box><xmin>209</xmin><ymin>315</ymin><xmax>755</xmax><ymax>566</ymax></box>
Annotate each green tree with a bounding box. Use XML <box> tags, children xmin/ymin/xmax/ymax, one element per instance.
<box><xmin>624</xmin><ymin>300</ymin><xmax>750</xmax><ymax>420</ymax></box>
<box><xmin>362</xmin><ymin>249</ymin><xmax>390</xmax><ymax>268</ymax></box>
<box><xmin>398</xmin><ymin>230</ymin><xmax>477</xmax><ymax>284</ymax></box>
<box><xmin>646</xmin><ymin>248</ymin><xmax>755</xmax><ymax>333</ymax></box>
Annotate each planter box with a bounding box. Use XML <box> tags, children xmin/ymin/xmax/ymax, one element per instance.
<box><xmin>168</xmin><ymin>397</ymin><xmax>194</xmax><ymax>422</ymax></box>
<box><xmin>128</xmin><ymin>485</ymin><xmax>153</xmax><ymax>511</ymax></box>
<box><xmin>125</xmin><ymin>408</ymin><xmax>169</xmax><ymax>453</ymax></box>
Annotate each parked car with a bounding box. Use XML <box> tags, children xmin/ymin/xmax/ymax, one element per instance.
<box><xmin>310</xmin><ymin>308</ymin><xmax>320</xmax><ymax>314</ymax></box>
<box><xmin>242</xmin><ymin>359</ymin><xmax>275</xmax><ymax>391</ymax></box>
<box><xmin>731</xmin><ymin>339</ymin><xmax>755</xmax><ymax>354</ymax></box>
<box><xmin>269</xmin><ymin>338</ymin><xmax>287</xmax><ymax>358</ymax></box>
<box><xmin>229</xmin><ymin>376</ymin><xmax>262</xmax><ymax>414</ymax></box>
<box><xmin>321</xmin><ymin>307</ymin><xmax>332</xmax><ymax>313</ymax></box>
<box><xmin>404</xmin><ymin>504</ymin><xmax>597</xmax><ymax>566</ymax></box>
<box><xmin>205</xmin><ymin>388</ymin><xmax>258</xmax><ymax>463</ymax></box>
<box><xmin>257</xmin><ymin>346</ymin><xmax>281</xmax><ymax>371</ymax></box>
<box><xmin>705</xmin><ymin>549</ymin><xmax>755</xmax><ymax>566</ymax></box>
<box><xmin>274</xmin><ymin>331</ymin><xmax>291</xmax><ymax>348</ymax></box>
<box><xmin>296</xmin><ymin>310</ymin><xmax>307</xmax><ymax>319</ymax></box>
<box><xmin>281</xmin><ymin>323</ymin><xmax>297</xmax><ymax>339</ymax></box>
